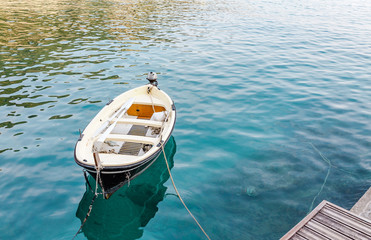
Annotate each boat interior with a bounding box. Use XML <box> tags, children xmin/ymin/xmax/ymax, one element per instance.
<box><xmin>93</xmin><ymin>99</ymin><xmax>168</xmax><ymax>157</ymax></box>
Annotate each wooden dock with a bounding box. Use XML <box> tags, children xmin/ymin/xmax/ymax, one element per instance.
<box><xmin>281</xmin><ymin>200</ymin><xmax>371</xmax><ymax>240</ymax></box>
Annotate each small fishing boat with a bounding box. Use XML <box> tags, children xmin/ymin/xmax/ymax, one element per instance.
<box><xmin>74</xmin><ymin>72</ymin><xmax>176</xmax><ymax>199</ymax></box>
<box><xmin>76</xmin><ymin>136</ymin><xmax>176</xmax><ymax>238</ymax></box>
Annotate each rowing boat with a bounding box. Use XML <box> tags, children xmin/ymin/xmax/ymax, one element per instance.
<box><xmin>75</xmin><ymin>136</ymin><xmax>176</xmax><ymax>237</ymax></box>
<box><xmin>74</xmin><ymin>73</ymin><xmax>176</xmax><ymax>199</ymax></box>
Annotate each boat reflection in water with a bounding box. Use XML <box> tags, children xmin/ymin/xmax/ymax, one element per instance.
<box><xmin>76</xmin><ymin>136</ymin><xmax>176</xmax><ymax>240</ymax></box>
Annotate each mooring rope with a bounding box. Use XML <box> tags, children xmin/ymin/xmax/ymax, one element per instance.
<box><xmin>83</xmin><ymin>170</ymin><xmax>94</xmax><ymax>193</ymax></box>
<box><xmin>72</xmin><ymin>194</ymin><xmax>97</xmax><ymax>240</ymax></box>
<box><xmin>308</xmin><ymin>143</ymin><xmax>332</xmax><ymax>213</ymax></box>
<box><xmin>72</xmin><ymin>164</ymin><xmax>102</xmax><ymax>239</ymax></box>
<box><xmin>160</xmin><ymin>142</ymin><xmax>211</xmax><ymax>240</ymax></box>
<box><xmin>74</xmin><ymin>85</ymin><xmax>211</xmax><ymax>239</ymax></box>
<box><xmin>147</xmin><ymin>84</ymin><xmax>210</xmax><ymax>239</ymax></box>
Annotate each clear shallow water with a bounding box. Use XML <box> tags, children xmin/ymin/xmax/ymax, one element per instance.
<box><xmin>1</xmin><ymin>0</ymin><xmax>371</xmax><ymax>239</ymax></box>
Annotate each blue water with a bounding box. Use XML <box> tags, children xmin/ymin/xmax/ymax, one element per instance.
<box><xmin>1</xmin><ymin>0</ymin><xmax>371</xmax><ymax>239</ymax></box>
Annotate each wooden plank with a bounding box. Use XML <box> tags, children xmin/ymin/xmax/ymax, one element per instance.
<box><xmin>99</xmin><ymin>153</ymin><xmax>139</xmax><ymax>161</ymax></box>
<box><xmin>326</xmin><ymin>202</ymin><xmax>371</xmax><ymax>224</ymax></box>
<box><xmin>321</xmin><ymin>205</ymin><xmax>371</xmax><ymax>235</ymax></box>
<box><xmin>325</xmin><ymin>203</ymin><xmax>371</xmax><ymax>227</ymax></box>
<box><xmin>296</xmin><ymin>226</ymin><xmax>330</xmax><ymax>240</ymax></box>
<box><xmin>127</xmin><ymin>104</ymin><xmax>165</xmax><ymax>119</ymax></box>
<box><xmin>112</xmin><ymin>118</ymin><xmax>163</xmax><ymax>128</ymax></box>
<box><xmin>314</xmin><ymin>212</ymin><xmax>371</xmax><ymax>240</ymax></box>
<box><xmin>98</xmin><ymin>153</ymin><xmax>140</xmax><ymax>165</ymax></box>
<box><xmin>306</xmin><ymin>219</ymin><xmax>352</xmax><ymax>240</ymax></box>
<box><xmin>290</xmin><ymin>234</ymin><xmax>308</xmax><ymax>240</ymax></box>
<box><xmin>280</xmin><ymin>201</ymin><xmax>328</xmax><ymax>240</ymax></box>
<box><xmin>105</xmin><ymin>134</ymin><xmax>158</xmax><ymax>145</ymax></box>
<box><xmin>281</xmin><ymin>200</ymin><xmax>371</xmax><ymax>240</ymax></box>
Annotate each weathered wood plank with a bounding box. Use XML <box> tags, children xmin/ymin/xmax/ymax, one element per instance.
<box><xmin>281</xmin><ymin>201</ymin><xmax>328</xmax><ymax>240</ymax></box>
<box><xmin>296</xmin><ymin>226</ymin><xmax>330</xmax><ymax>240</ymax></box>
<box><xmin>306</xmin><ymin>220</ymin><xmax>352</xmax><ymax>240</ymax></box>
<box><xmin>314</xmin><ymin>212</ymin><xmax>371</xmax><ymax>240</ymax></box>
<box><xmin>326</xmin><ymin>203</ymin><xmax>371</xmax><ymax>226</ymax></box>
<box><xmin>290</xmin><ymin>233</ymin><xmax>308</xmax><ymax>240</ymax></box>
<box><xmin>281</xmin><ymin>200</ymin><xmax>371</xmax><ymax>240</ymax></box>
<box><xmin>321</xmin><ymin>205</ymin><xmax>371</xmax><ymax>235</ymax></box>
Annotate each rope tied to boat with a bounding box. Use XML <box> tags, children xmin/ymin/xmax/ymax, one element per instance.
<box><xmin>72</xmin><ymin>171</ymin><xmax>101</xmax><ymax>239</ymax></box>
<box><xmin>74</xmin><ymin>82</ymin><xmax>211</xmax><ymax>239</ymax></box>
<box><xmin>126</xmin><ymin>172</ymin><xmax>131</xmax><ymax>187</ymax></box>
<box><xmin>160</xmin><ymin>141</ymin><xmax>211</xmax><ymax>240</ymax></box>
<box><xmin>83</xmin><ymin>170</ymin><xmax>94</xmax><ymax>193</ymax></box>
<box><xmin>72</xmin><ymin>193</ymin><xmax>97</xmax><ymax>240</ymax></box>
<box><xmin>147</xmin><ymin>85</ymin><xmax>211</xmax><ymax>240</ymax></box>
<box><xmin>72</xmin><ymin>153</ymin><xmax>105</xmax><ymax>239</ymax></box>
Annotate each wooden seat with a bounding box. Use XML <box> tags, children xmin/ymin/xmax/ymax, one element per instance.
<box><xmin>105</xmin><ymin>134</ymin><xmax>158</xmax><ymax>145</ymax></box>
<box><xmin>98</xmin><ymin>153</ymin><xmax>141</xmax><ymax>165</ymax></box>
<box><xmin>111</xmin><ymin>118</ymin><xmax>163</xmax><ymax>128</ymax></box>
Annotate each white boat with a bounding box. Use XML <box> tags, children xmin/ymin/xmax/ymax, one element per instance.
<box><xmin>74</xmin><ymin>73</ymin><xmax>176</xmax><ymax>198</ymax></box>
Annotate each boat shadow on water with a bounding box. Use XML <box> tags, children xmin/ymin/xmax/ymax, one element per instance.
<box><xmin>75</xmin><ymin>136</ymin><xmax>176</xmax><ymax>240</ymax></box>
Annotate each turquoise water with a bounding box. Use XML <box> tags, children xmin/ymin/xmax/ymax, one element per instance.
<box><xmin>1</xmin><ymin>0</ymin><xmax>371</xmax><ymax>239</ymax></box>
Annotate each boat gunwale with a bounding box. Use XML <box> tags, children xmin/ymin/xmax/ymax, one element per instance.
<box><xmin>73</xmin><ymin>88</ymin><xmax>176</xmax><ymax>171</ymax></box>
<box><xmin>74</xmin><ymin>123</ymin><xmax>174</xmax><ymax>171</ymax></box>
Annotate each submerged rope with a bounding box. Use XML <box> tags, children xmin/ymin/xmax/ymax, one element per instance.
<box><xmin>160</xmin><ymin>142</ymin><xmax>211</xmax><ymax>240</ymax></box>
<box><xmin>73</xmin><ymin>166</ymin><xmax>102</xmax><ymax>239</ymax></box>
<box><xmin>148</xmin><ymin>84</ymin><xmax>211</xmax><ymax>239</ymax></box>
<box><xmin>83</xmin><ymin>170</ymin><xmax>94</xmax><ymax>193</ymax></box>
<box><xmin>72</xmin><ymin>194</ymin><xmax>97</xmax><ymax>240</ymax></box>
<box><xmin>308</xmin><ymin>143</ymin><xmax>331</xmax><ymax>213</ymax></box>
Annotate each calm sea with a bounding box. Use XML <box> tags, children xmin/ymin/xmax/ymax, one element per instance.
<box><xmin>1</xmin><ymin>0</ymin><xmax>371</xmax><ymax>239</ymax></box>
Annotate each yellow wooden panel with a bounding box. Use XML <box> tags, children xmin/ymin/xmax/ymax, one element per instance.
<box><xmin>127</xmin><ymin>104</ymin><xmax>166</xmax><ymax>119</ymax></box>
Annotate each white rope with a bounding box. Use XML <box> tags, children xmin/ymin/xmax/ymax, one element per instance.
<box><xmin>95</xmin><ymin>169</ymin><xmax>100</xmax><ymax>196</ymax></box>
<box><xmin>308</xmin><ymin>143</ymin><xmax>331</xmax><ymax>213</ymax></box>
<box><xmin>148</xmin><ymin>84</ymin><xmax>211</xmax><ymax>239</ymax></box>
<box><xmin>160</xmin><ymin>143</ymin><xmax>211</xmax><ymax>240</ymax></box>
<box><xmin>73</xmin><ymin>153</ymin><xmax>105</xmax><ymax>239</ymax></box>
<box><xmin>72</xmin><ymin>171</ymin><xmax>100</xmax><ymax>240</ymax></box>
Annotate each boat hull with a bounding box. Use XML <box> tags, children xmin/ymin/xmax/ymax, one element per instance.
<box><xmin>75</xmin><ymin>136</ymin><xmax>176</xmax><ymax>238</ymax></box>
<box><xmin>85</xmin><ymin>152</ymin><xmax>160</xmax><ymax>199</ymax></box>
<box><xmin>74</xmin><ymin>83</ymin><xmax>176</xmax><ymax>199</ymax></box>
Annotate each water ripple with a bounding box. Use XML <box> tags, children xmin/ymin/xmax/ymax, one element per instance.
<box><xmin>1</xmin><ymin>0</ymin><xmax>371</xmax><ymax>239</ymax></box>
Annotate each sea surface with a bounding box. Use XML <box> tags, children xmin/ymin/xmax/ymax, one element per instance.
<box><xmin>1</xmin><ymin>0</ymin><xmax>371</xmax><ymax>239</ymax></box>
